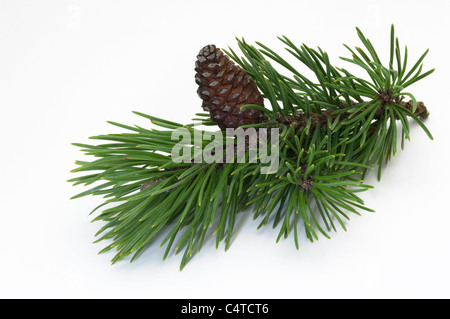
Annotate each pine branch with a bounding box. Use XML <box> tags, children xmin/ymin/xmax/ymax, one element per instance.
<box><xmin>69</xmin><ymin>25</ymin><xmax>434</xmax><ymax>270</ymax></box>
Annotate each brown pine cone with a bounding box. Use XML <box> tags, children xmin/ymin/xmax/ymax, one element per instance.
<box><xmin>195</xmin><ymin>44</ymin><xmax>265</xmax><ymax>130</ymax></box>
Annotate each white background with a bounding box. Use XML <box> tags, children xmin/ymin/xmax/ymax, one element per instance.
<box><xmin>1</xmin><ymin>0</ymin><xmax>449</xmax><ymax>299</ymax></box>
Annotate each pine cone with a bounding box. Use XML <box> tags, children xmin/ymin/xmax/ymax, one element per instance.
<box><xmin>195</xmin><ymin>44</ymin><xmax>265</xmax><ymax>130</ymax></box>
